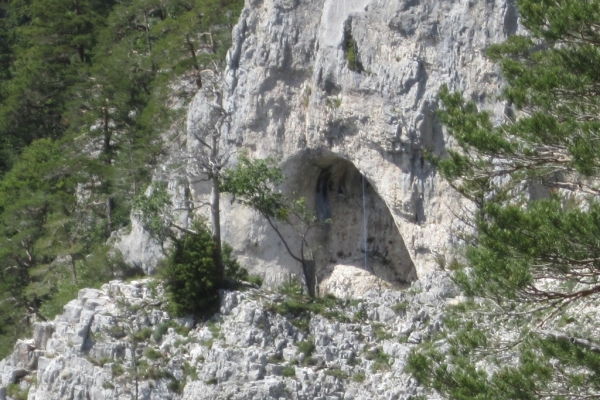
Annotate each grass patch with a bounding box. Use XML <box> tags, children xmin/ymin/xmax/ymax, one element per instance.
<box><xmin>168</xmin><ymin>378</ymin><xmax>184</xmax><ymax>394</ymax></box>
<box><xmin>269</xmin><ymin>281</ymin><xmax>347</xmax><ymax>331</ymax></box>
<box><xmin>152</xmin><ymin>320</ymin><xmax>190</xmax><ymax>343</ymax></box>
<box><xmin>144</xmin><ymin>347</ymin><xmax>162</xmax><ymax>360</ymax></box>
<box><xmin>365</xmin><ymin>348</ymin><xmax>390</xmax><ymax>372</ymax></box>
<box><xmin>138</xmin><ymin>364</ymin><xmax>170</xmax><ymax>380</ymax></box>
<box><xmin>352</xmin><ymin>372</ymin><xmax>366</xmax><ymax>383</ymax></box>
<box><xmin>325</xmin><ymin>367</ymin><xmax>348</xmax><ymax>380</ymax></box>
<box><xmin>207</xmin><ymin>320</ymin><xmax>221</xmax><ymax>336</ymax></box>
<box><xmin>111</xmin><ymin>363</ymin><xmax>124</xmax><ymax>377</ymax></box>
<box><xmin>247</xmin><ymin>274</ymin><xmax>263</xmax><ymax>287</ymax></box>
<box><xmin>392</xmin><ymin>300</ymin><xmax>408</xmax><ymax>313</ymax></box>
<box><xmin>88</xmin><ymin>356</ymin><xmax>112</xmax><ymax>367</ymax></box>
<box><xmin>132</xmin><ymin>327</ymin><xmax>153</xmax><ymax>342</ymax></box>
<box><xmin>268</xmin><ymin>353</ymin><xmax>284</xmax><ymax>364</ymax></box>
<box><xmin>297</xmin><ymin>338</ymin><xmax>315</xmax><ymax>357</ymax></box>
<box><xmin>353</xmin><ymin>309</ymin><xmax>367</xmax><ymax>322</ymax></box>
<box><xmin>183</xmin><ymin>361</ymin><xmax>198</xmax><ymax>381</ymax></box>
<box><xmin>373</xmin><ymin>323</ymin><xmax>392</xmax><ymax>340</ymax></box>
<box><xmin>147</xmin><ymin>279</ymin><xmax>159</xmax><ymax>298</ymax></box>
<box><xmin>282</xmin><ymin>365</ymin><xmax>296</xmax><ymax>377</ymax></box>
<box><xmin>105</xmin><ymin>325</ymin><xmax>127</xmax><ymax>339</ymax></box>
<box><xmin>6</xmin><ymin>384</ymin><xmax>29</xmax><ymax>400</ymax></box>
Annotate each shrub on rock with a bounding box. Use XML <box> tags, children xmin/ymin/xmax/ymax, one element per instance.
<box><xmin>162</xmin><ymin>221</ymin><xmax>221</xmax><ymax>316</ymax></box>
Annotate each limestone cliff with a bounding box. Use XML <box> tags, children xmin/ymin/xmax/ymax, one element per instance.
<box><xmin>0</xmin><ymin>1</ymin><xmax>523</xmax><ymax>399</ymax></box>
<box><xmin>0</xmin><ymin>275</ymin><xmax>457</xmax><ymax>400</ymax></box>
<box><xmin>185</xmin><ymin>0</ymin><xmax>520</xmax><ymax>293</ymax></box>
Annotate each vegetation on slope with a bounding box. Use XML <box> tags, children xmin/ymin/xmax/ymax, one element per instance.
<box><xmin>0</xmin><ymin>0</ymin><xmax>243</xmax><ymax>359</ymax></box>
<box><xmin>408</xmin><ymin>0</ymin><xmax>600</xmax><ymax>398</ymax></box>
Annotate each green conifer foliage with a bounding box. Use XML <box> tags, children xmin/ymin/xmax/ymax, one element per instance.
<box><xmin>161</xmin><ymin>221</ymin><xmax>222</xmax><ymax>317</ymax></box>
<box><xmin>409</xmin><ymin>1</ymin><xmax>600</xmax><ymax>398</ymax></box>
<box><xmin>0</xmin><ymin>0</ymin><xmax>244</xmax><ymax>356</ymax></box>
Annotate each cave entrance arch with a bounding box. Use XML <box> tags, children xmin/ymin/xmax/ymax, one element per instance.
<box><xmin>281</xmin><ymin>149</ymin><xmax>417</xmax><ymax>295</ymax></box>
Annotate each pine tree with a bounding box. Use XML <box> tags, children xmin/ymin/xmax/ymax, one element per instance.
<box><xmin>0</xmin><ymin>0</ymin><xmax>115</xmax><ymax>173</ymax></box>
<box><xmin>408</xmin><ymin>1</ymin><xmax>600</xmax><ymax>398</ymax></box>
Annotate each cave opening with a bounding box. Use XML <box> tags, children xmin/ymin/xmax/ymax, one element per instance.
<box><xmin>282</xmin><ymin>150</ymin><xmax>417</xmax><ymax>295</ymax></box>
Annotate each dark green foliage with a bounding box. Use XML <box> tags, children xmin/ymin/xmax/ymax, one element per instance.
<box><xmin>325</xmin><ymin>367</ymin><xmax>349</xmax><ymax>380</ymax></box>
<box><xmin>151</xmin><ymin>319</ymin><xmax>191</xmax><ymax>343</ymax></box>
<box><xmin>6</xmin><ymin>383</ymin><xmax>29</xmax><ymax>400</ymax></box>
<box><xmin>134</xmin><ymin>182</ymin><xmax>174</xmax><ymax>245</ymax></box>
<box><xmin>345</xmin><ymin>37</ymin><xmax>363</xmax><ymax>73</ymax></box>
<box><xmin>268</xmin><ymin>280</ymin><xmax>346</xmax><ymax>330</ymax></box>
<box><xmin>352</xmin><ymin>372</ymin><xmax>366</xmax><ymax>383</ymax></box>
<box><xmin>364</xmin><ymin>347</ymin><xmax>390</xmax><ymax>372</ymax></box>
<box><xmin>144</xmin><ymin>347</ymin><xmax>162</xmax><ymax>360</ymax></box>
<box><xmin>410</xmin><ymin>1</ymin><xmax>600</xmax><ymax>398</ymax></box>
<box><xmin>281</xmin><ymin>366</ymin><xmax>296</xmax><ymax>378</ymax></box>
<box><xmin>168</xmin><ymin>378</ymin><xmax>184</xmax><ymax>394</ymax></box>
<box><xmin>296</xmin><ymin>338</ymin><xmax>315</xmax><ymax>357</ymax></box>
<box><xmin>161</xmin><ymin>220</ymin><xmax>221</xmax><ymax>316</ymax></box>
<box><xmin>221</xmin><ymin>154</ymin><xmax>287</xmax><ymax>218</ymax></box>
<box><xmin>0</xmin><ymin>0</ymin><xmax>244</xmax><ymax>357</ymax></box>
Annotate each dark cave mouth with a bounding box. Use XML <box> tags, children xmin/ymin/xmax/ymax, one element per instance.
<box><xmin>282</xmin><ymin>150</ymin><xmax>417</xmax><ymax>286</ymax></box>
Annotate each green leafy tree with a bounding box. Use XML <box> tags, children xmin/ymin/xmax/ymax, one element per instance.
<box><xmin>221</xmin><ymin>154</ymin><xmax>320</xmax><ymax>297</ymax></box>
<box><xmin>408</xmin><ymin>1</ymin><xmax>600</xmax><ymax>398</ymax></box>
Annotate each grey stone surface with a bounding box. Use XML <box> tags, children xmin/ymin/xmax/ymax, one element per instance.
<box><xmin>0</xmin><ymin>274</ymin><xmax>458</xmax><ymax>399</ymax></box>
<box><xmin>181</xmin><ymin>0</ymin><xmax>521</xmax><ymax>295</ymax></box>
<box><xmin>0</xmin><ymin>0</ymin><xmax>522</xmax><ymax>398</ymax></box>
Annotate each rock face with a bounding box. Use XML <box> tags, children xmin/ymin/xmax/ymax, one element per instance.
<box><xmin>0</xmin><ymin>274</ymin><xmax>458</xmax><ymax>400</ymax></box>
<box><xmin>185</xmin><ymin>0</ymin><xmax>520</xmax><ymax>290</ymax></box>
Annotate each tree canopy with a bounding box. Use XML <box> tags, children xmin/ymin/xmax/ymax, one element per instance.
<box><xmin>0</xmin><ymin>0</ymin><xmax>243</xmax><ymax>358</ymax></box>
<box><xmin>408</xmin><ymin>1</ymin><xmax>600</xmax><ymax>398</ymax></box>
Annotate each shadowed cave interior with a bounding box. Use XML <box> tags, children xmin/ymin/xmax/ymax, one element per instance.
<box><xmin>282</xmin><ymin>150</ymin><xmax>418</xmax><ymax>290</ymax></box>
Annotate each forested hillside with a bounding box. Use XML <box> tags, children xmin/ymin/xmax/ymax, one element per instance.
<box><xmin>0</xmin><ymin>0</ymin><xmax>243</xmax><ymax>359</ymax></box>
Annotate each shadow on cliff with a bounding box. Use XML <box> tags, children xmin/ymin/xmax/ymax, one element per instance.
<box><xmin>280</xmin><ymin>149</ymin><xmax>418</xmax><ymax>292</ymax></box>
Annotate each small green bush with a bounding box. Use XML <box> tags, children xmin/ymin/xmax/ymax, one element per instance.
<box><xmin>168</xmin><ymin>378</ymin><xmax>183</xmax><ymax>394</ymax></box>
<box><xmin>151</xmin><ymin>320</ymin><xmax>190</xmax><ymax>342</ymax></box>
<box><xmin>352</xmin><ymin>372</ymin><xmax>366</xmax><ymax>383</ymax></box>
<box><xmin>162</xmin><ymin>221</ymin><xmax>222</xmax><ymax>316</ymax></box>
<box><xmin>282</xmin><ymin>366</ymin><xmax>296</xmax><ymax>377</ymax></box>
<box><xmin>297</xmin><ymin>338</ymin><xmax>315</xmax><ymax>357</ymax></box>
<box><xmin>366</xmin><ymin>348</ymin><xmax>390</xmax><ymax>372</ymax></box>
<box><xmin>144</xmin><ymin>347</ymin><xmax>162</xmax><ymax>360</ymax></box>
<box><xmin>111</xmin><ymin>363</ymin><xmax>124</xmax><ymax>376</ymax></box>
<box><xmin>392</xmin><ymin>301</ymin><xmax>408</xmax><ymax>313</ymax></box>
<box><xmin>223</xmin><ymin>242</ymin><xmax>248</xmax><ymax>282</ymax></box>
<box><xmin>132</xmin><ymin>327</ymin><xmax>153</xmax><ymax>342</ymax></box>
<box><xmin>7</xmin><ymin>384</ymin><xmax>29</xmax><ymax>400</ymax></box>
<box><xmin>247</xmin><ymin>274</ymin><xmax>263</xmax><ymax>287</ymax></box>
<box><xmin>325</xmin><ymin>367</ymin><xmax>348</xmax><ymax>380</ymax></box>
<box><xmin>183</xmin><ymin>361</ymin><xmax>198</xmax><ymax>380</ymax></box>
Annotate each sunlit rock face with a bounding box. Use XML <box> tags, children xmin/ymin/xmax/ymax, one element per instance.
<box><xmin>191</xmin><ymin>0</ymin><xmax>519</xmax><ymax>290</ymax></box>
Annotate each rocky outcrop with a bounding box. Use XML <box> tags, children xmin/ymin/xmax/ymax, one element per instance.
<box><xmin>184</xmin><ymin>0</ymin><xmax>521</xmax><ymax>291</ymax></box>
<box><xmin>0</xmin><ymin>274</ymin><xmax>458</xmax><ymax>400</ymax></box>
